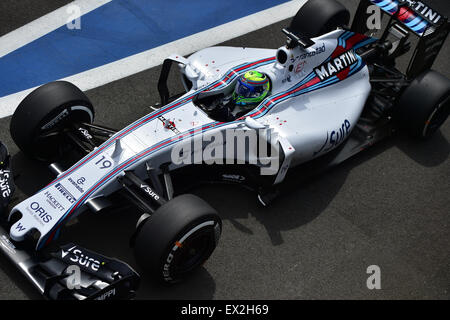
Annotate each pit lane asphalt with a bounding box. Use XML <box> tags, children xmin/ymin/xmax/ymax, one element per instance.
<box><xmin>0</xmin><ymin>0</ymin><xmax>449</xmax><ymax>300</ymax></box>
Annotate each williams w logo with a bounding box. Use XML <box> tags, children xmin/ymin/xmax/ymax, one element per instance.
<box><xmin>15</xmin><ymin>222</ymin><xmax>26</xmax><ymax>232</ymax></box>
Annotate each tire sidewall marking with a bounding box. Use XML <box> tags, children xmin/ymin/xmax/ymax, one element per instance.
<box><xmin>162</xmin><ymin>220</ymin><xmax>220</xmax><ymax>282</ymax></box>
<box><xmin>39</xmin><ymin>105</ymin><xmax>93</xmax><ymax>133</ymax></box>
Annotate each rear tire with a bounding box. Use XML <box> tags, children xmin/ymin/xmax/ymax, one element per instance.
<box><xmin>10</xmin><ymin>81</ymin><xmax>94</xmax><ymax>161</ymax></box>
<box><xmin>289</xmin><ymin>0</ymin><xmax>350</xmax><ymax>38</ymax></box>
<box><xmin>396</xmin><ymin>70</ymin><xmax>450</xmax><ymax>139</ymax></box>
<box><xmin>134</xmin><ymin>194</ymin><xmax>222</xmax><ymax>283</ymax></box>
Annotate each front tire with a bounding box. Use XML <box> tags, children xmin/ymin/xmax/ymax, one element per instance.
<box><xmin>396</xmin><ymin>70</ymin><xmax>450</xmax><ymax>139</ymax></box>
<box><xmin>10</xmin><ymin>81</ymin><xmax>94</xmax><ymax>161</ymax></box>
<box><xmin>134</xmin><ymin>194</ymin><xmax>222</xmax><ymax>283</ymax></box>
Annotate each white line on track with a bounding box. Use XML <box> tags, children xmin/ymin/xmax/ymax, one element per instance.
<box><xmin>0</xmin><ymin>0</ymin><xmax>307</xmax><ymax>119</ymax></box>
<box><xmin>0</xmin><ymin>0</ymin><xmax>112</xmax><ymax>58</ymax></box>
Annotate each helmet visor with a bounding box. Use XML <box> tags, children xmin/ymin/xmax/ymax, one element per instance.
<box><xmin>235</xmin><ymin>80</ymin><xmax>255</xmax><ymax>98</ymax></box>
<box><xmin>235</xmin><ymin>79</ymin><xmax>267</xmax><ymax>98</ymax></box>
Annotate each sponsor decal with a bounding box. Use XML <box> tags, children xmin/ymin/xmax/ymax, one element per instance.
<box><xmin>398</xmin><ymin>0</ymin><xmax>441</xmax><ymax>24</ymax></box>
<box><xmin>285</xmin><ymin>44</ymin><xmax>326</xmax><ymax>78</ymax></box>
<box><xmin>329</xmin><ymin>119</ymin><xmax>352</xmax><ymax>148</ymax></box>
<box><xmin>139</xmin><ymin>184</ymin><xmax>160</xmax><ymax>201</ymax></box>
<box><xmin>222</xmin><ymin>174</ymin><xmax>246</xmax><ymax>182</ymax></box>
<box><xmin>44</xmin><ymin>190</ymin><xmax>65</xmax><ymax>212</ymax></box>
<box><xmin>28</xmin><ymin>202</ymin><xmax>53</xmax><ymax>224</ymax></box>
<box><xmin>78</xmin><ymin>127</ymin><xmax>93</xmax><ymax>140</ymax></box>
<box><xmin>68</xmin><ymin>177</ymin><xmax>85</xmax><ymax>193</ymax></box>
<box><xmin>295</xmin><ymin>61</ymin><xmax>306</xmax><ymax>74</ymax></box>
<box><xmin>314</xmin><ymin>50</ymin><xmax>358</xmax><ymax>81</ymax></box>
<box><xmin>41</xmin><ymin>109</ymin><xmax>69</xmax><ymax>130</ymax></box>
<box><xmin>62</xmin><ymin>245</ymin><xmax>104</xmax><ymax>272</ymax></box>
<box><xmin>298</xmin><ymin>43</ymin><xmax>326</xmax><ymax>60</ymax></box>
<box><xmin>55</xmin><ymin>183</ymin><xmax>77</xmax><ymax>204</ymax></box>
<box><xmin>314</xmin><ymin>119</ymin><xmax>352</xmax><ymax>156</ymax></box>
<box><xmin>282</xmin><ymin>75</ymin><xmax>292</xmax><ymax>84</ymax></box>
<box><xmin>15</xmin><ymin>223</ymin><xmax>26</xmax><ymax>232</ymax></box>
<box><xmin>95</xmin><ymin>288</ymin><xmax>116</xmax><ymax>300</ymax></box>
<box><xmin>0</xmin><ymin>170</ymin><xmax>11</xmax><ymax>198</ymax></box>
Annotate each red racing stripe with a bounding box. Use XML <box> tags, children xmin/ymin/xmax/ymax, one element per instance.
<box><xmin>397</xmin><ymin>7</ymin><xmax>414</xmax><ymax>22</ymax></box>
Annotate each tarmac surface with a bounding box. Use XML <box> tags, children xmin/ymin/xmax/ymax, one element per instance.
<box><xmin>0</xmin><ymin>0</ymin><xmax>449</xmax><ymax>300</ymax></box>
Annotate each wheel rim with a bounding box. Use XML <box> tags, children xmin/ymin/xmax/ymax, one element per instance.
<box><xmin>163</xmin><ymin>220</ymin><xmax>220</xmax><ymax>281</ymax></box>
<box><xmin>170</xmin><ymin>229</ymin><xmax>215</xmax><ymax>277</ymax></box>
<box><xmin>423</xmin><ymin>95</ymin><xmax>450</xmax><ymax>137</ymax></box>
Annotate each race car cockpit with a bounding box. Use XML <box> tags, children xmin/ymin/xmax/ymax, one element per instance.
<box><xmin>194</xmin><ymin>70</ymin><xmax>271</xmax><ymax>122</ymax></box>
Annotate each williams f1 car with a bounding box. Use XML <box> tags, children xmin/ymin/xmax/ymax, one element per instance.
<box><xmin>1</xmin><ymin>0</ymin><xmax>449</xmax><ymax>300</ymax></box>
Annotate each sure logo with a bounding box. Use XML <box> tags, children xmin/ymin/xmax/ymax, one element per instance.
<box><xmin>140</xmin><ymin>184</ymin><xmax>160</xmax><ymax>201</ymax></box>
<box><xmin>0</xmin><ymin>170</ymin><xmax>11</xmax><ymax>198</ymax></box>
<box><xmin>62</xmin><ymin>246</ymin><xmax>103</xmax><ymax>272</ymax></box>
<box><xmin>330</xmin><ymin>119</ymin><xmax>351</xmax><ymax>148</ymax></box>
<box><xmin>78</xmin><ymin>127</ymin><xmax>93</xmax><ymax>140</ymax></box>
<box><xmin>313</xmin><ymin>119</ymin><xmax>352</xmax><ymax>156</ymax></box>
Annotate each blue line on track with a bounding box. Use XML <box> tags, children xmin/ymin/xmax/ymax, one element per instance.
<box><xmin>0</xmin><ymin>0</ymin><xmax>290</xmax><ymax>98</ymax></box>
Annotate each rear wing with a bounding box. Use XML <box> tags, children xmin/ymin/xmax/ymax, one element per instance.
<box><xmin>354</xmin><ymin>0</ymin><xmax>447</xmax><ymax>36</ymax></box>
<box><xmin>352</xmin><ymin>0</ymin><xmax>450</xmax><ymax>78</ymax></box>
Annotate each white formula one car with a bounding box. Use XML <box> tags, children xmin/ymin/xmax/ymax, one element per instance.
<box><xmin>0</xmin><ymin>0</ymin><xmax>449</xmax><ymax>299</ymax></box>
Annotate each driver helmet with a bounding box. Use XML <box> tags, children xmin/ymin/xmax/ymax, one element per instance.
<box><xmin>232</xmin><ymin>70</ymin><xmax>271</xmax><ymax>106</ymax></box>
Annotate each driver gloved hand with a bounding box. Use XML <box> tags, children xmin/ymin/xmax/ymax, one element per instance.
<box><xmin>0</xmin><ymin>141</ymin><xmax>15</xmax><ymax>218</ymax></box>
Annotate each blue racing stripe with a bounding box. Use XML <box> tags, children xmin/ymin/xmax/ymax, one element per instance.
<box><xmin>377</xmin><ymin>0</ymin><xmax>393</xmax><ymax>8</ymax></box>
<box><xmin>406</xmin><ymin>16</ymin><xmax>423</xmax><ymax>28</ymax></box>
<box><xmin>412</xmin><ymin>21</ymin><xmax>428</xmax><ymax>33</ymax></box>
<box><xmin>353</xmin><ymin>37</ymin><xmax>378</xmax><ymax>50</ymax></box>
<box><xmin>383</xmin><ymin>2</ymin><xmax>398</xmax><ymax>13</ymax></box>
<box><xmin>341</xmin><ymin>32</ymin><xmax>354</xmax><ymax>48</ymax></box>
